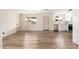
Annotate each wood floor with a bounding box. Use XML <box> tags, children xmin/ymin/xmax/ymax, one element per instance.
<box><xmin>3</xmin><ymin>31</ymin><xmax>78</xmax><ymax>49</ymax></box>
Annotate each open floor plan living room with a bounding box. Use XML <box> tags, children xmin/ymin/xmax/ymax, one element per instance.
<box><xmin>0</xmin><ymin>9</ymin><xmax>79</xmax><ymax>49</ymax></box>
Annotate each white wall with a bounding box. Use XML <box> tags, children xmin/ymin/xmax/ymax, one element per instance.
<box><xmin>0</xmin><ymin>10</ymin><xmax>20</xmax><ymax>37</ymax></box>
<box><xmin>72</xmin><ymin>10</ymin><xmax>79</xmax><ymax>45</ymax></box>
<box><xmin>20</xmin><ymin>14</ymin><xmax>43</xmax><ymax>31</ymax></box>
<box><xmin>19</xmin><ymin>13</ymin><xmax>53</xmax><ymax>31</ymax></box>
<box><xmin>73</xmin><ymin>14</ymin><xmax>79</xmax><ymax>45</ymax></box>
<box><xmin>19</xmin><ymin>13</ymin><xmax>72</xmax><ymax>31</ymax></box>
<box><xmin>0</xmin><ymin>10</ymin><xmax>20</xmax><ymax>48</ymax></box>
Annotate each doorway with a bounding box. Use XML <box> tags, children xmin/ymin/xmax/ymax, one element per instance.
<box><xmin>43</xmin><ymin>16</ymin><xmax>49</xmax><ymax>31</ymax></box>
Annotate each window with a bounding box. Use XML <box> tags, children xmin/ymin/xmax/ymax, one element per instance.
<box><xmin>24</xmin><ymin>17</ymin><xmax>37</xmax><ymax>24</ymax></box>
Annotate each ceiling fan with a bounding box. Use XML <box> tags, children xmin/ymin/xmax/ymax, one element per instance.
<box><xmin>67</xmin><ymin>9</ymin><xmax>72</xmax><ymax>12</ymax></box>
<box><xmin>64</xmin><ymin>9</ymin><xmax>72</xmax><ymax>14</ymax></box>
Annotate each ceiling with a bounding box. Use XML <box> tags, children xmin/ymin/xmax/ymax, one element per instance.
<box><xmin>18</xmin><ymin>9</ymin><xmax>67</xmax><ymax>14</ymax></box>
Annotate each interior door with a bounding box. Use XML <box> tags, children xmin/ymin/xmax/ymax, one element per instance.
<box><xmin>43</xmin><ymin>16</ymin><xmax>49</xmax><ymax>30</ymax></box>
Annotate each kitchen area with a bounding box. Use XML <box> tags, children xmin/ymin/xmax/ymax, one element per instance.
<box><xmin>53</xmin><ymin>10</ymin><xmax>72</xmax><ymax>32</ymax></box>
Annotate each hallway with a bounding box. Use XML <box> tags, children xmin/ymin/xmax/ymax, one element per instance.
<box><xmin>3</xmin><ymin>31</ymin><xmax>78</xmax><ymax>49</ymax></box>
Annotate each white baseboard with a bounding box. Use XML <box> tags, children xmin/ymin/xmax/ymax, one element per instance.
<box><xmin>3</xmin><ymin>29</ymin><xmax>16</xmax><ymax>37</ymax></box>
